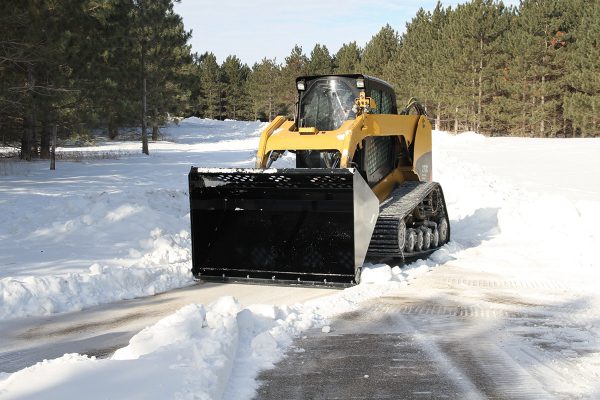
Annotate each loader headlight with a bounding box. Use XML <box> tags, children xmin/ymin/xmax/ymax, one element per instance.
<box><xmin>297</xmin><ymin>80</ymin><xmax>306</xmax><ymax>91</ymax></box>
<box><xmin>356</xmin><ymin>78</ymin><xmax>365</xmax><ymax>88</ymax></box>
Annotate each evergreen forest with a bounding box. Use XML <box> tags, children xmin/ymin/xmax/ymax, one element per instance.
<box><xmin>2</xmin><ymin>0</ymin><xmax>599</xmax><ymax>160</ymax></box>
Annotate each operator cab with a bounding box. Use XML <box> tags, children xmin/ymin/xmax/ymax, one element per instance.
<box><xmin>295</xmin><ymin>74</ymin><xmax>403</xmax><ymax>186</ymax></box>
<box><xmin>296</xmin><ymin>74</ymin><xmax>398</xmax><ymax>131</ymax></box>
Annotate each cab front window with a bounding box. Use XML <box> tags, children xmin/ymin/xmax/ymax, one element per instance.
<box><xmin>298</xmin><ymin>77</ymin><xmax>358</xmax><ymax>131</ymax></box>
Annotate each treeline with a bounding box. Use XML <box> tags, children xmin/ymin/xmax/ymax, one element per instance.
<box><xmin>1</xmin><ymin>0</ymin><xmax>195</xmax><ymax>159</ymax></box>
<box><xmin>388</xmin><ymin>0</ymin><xmax>600</xmax><ymax>138</ymax></box>
<box><xmin>202</xmin><ymin>0</ymin><xmax>600</xmax><ymax>138</ymax></box>
<box><xmin>2</xmin><ymin>0</ymin><xmax>599</xmax><ymax>161</ymax></box>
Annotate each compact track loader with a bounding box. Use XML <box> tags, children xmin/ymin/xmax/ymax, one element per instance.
<box><xmin>189</xmin><ymin>74</ymin><xmax>450</xmax><ymax>286</ymax></box>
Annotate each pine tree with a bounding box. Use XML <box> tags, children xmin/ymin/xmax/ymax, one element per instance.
<box><xmin>334</xmin><ymin>42</ymin><xmax>361</xmax><ymax>74</ymax></box>
<box><xmin>467</xmin><ymin>0</ymin><xmax>512</xmax><ymax>134</ymax></box>
<box><xmin>221</xmin><ymin>55</ymin><xmax>250</xmax><ymax>120</ymax></box>
<box><xmin>130</xmin><ymin>0</ymin><xmax>195</xmax><ymax>150</ymax></box>
<box><xmin>564</xmin><ymin>0</ymin><xmax>600</xmax><ymax>137</ymax></box>
<box><xmin>495</xmin><ymin>9</ymin><xmax>532</xmax><ymax>137</ymax></box>
<box><xmin>248</xmin><ymin>58</ymin><xmax>281</xmax><ymax>121</ymax></box>
<box><xmin>0</xmin><ymin>0</ymin><xmax>196</xmax><ymax>157</ymax></box>
<box><xmin>511</xmin><ymin>0</ymin><xmax>574</xmax><ymax>137</ymax></box>
<box><xmin>385</xmin><ymin>5</ymin><xmax>449</xmax><ymax>128</ymax></box>
<box><xmin>361</xmin><ymin>24</ymin><xmax>399</xmax><ymax>78</ymax></box>
<box><xmin>198</xmin><ymin>52</ymin><xmax>222</xmax><ymax>119</ymax></box>
<box><xmin>76</xmin><ymin>0</ymin><xmax>139</xmax><ymax>140</ymax></box>
<box><xmin>280</xmin><ymin>45</ymin><xmax>308</xmax><ymax>117</ymax></box>
<box><xmin>2</xmin><ymin>2</ymin><xmax>48</xmax><ymax>159</ymax></box>
<box><xmin>144</xmin><ymin>2</ymin><xmax>193</xmax><ymax>140</ymax></box>
<box><xmin>306</xmin><ymin>44</ymin><xmax>333</xmax><ymax>75</ymax></box>
<box><xmin>433</xmin><ymin>1</ymin><xmax>513</xmax><ymax>134</ymax></box>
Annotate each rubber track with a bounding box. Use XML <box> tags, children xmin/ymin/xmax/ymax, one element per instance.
<box><xmin>367</xmin><ymin>181</ymin><xmax>446</xmax><ymax>260</ymax></box>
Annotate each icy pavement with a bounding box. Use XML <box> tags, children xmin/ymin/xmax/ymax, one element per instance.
<box><xmin>0</xmin><ymin>283</ymin><xmax>336</xmax><ymax>373</ymax></box>
<box><xmin>257</xmin><ymin>264</ymin><xmax>600</xmax><ymax>399</ymax></box>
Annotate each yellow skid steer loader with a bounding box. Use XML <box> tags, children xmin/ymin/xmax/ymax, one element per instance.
<box><xmin>188</xmin><ymin>74</ymin><xmax>449</xmax><ymax>286</ymax></box>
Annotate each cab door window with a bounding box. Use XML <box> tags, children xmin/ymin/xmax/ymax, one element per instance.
<box><xmin>381</xmin><ymin>92</ymin><xmax>393</xmax><ymax>114</ymax></box>
<box><xmin>369</xmin><ymin>89</ymin><xmax>382</xmax><ymax>114</ymax></box>
<box><xmin>364</xmin><ymin>136</ymin><xmax>394</xmax><ymax>185</ymax></box>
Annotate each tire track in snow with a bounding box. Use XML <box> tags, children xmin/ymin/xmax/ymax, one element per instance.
<box><xmin>257</xmin><ymin>263</ymin><xmax>599</xmax><ymax>399</ymax></box>
<box><xmin>443</xmin><ymin>278</ymin><xmax>569</xmax><ymax>291</ymax></box>
<box><xmin>367</xmin><ymin>301</ymin><xmax>547</xmax><ymax>319</ymax></box>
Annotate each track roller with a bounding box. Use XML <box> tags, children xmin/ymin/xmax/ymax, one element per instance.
<box><xmin>415</xmin><ymin>229</ymin><xmax>424</xmax><ymax>251</ymax></box>
<box><xmin>438</xmin><ymin>218</ymin><xmax>449</xmax><ymax>243</ymax></box>
<box><xmin>405</xmin><ymin>229</ymin><xmax>416</xmax><ymax>252</ymax></box>
<box><xmin>421</xmin><ymin>227</ymin><xmax>432</xmax><ymax>250</ymax></box>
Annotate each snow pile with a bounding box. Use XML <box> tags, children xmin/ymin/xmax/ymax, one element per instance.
<box><xmin>433</xmin><ymin>130</ymin><xmax>600</xmax><ymax>283</ymax></box>
<box><xmin>360</xmin><ymin>262</ymin><xmax>433</xmax><ymax>284</ymax></box>
<box><xmin>0</xmin><ymin>264</ymin><xmax>427</xmax><ymax>400</ymax></box>
<box><xmin>0</xmin><ymin>264</ymin><xmax>191</xmax><ymax>320</ymax></box>
<box><xmin>0</xmin><ymin>188</ymin><xmax>194</xmax><ymax>319</ymax></box>
<box><xmin>0</xmin><ymin>119</ymin><xmax>265</xmax><ymax>320</ymax></box>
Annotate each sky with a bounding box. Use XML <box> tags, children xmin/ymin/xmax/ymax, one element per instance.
<box><xmin>174</xmin><ymin>0</ymin><xmax>519</xmax><ymax>66</ymax></box>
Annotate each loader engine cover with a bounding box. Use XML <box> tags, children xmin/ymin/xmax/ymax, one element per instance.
<box><xmin>188</xmin><ymin>168</ymin><xmax>379</xmax><ymax>285</ymax></box>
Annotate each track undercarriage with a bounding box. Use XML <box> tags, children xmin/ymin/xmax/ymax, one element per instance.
<box><xmin>365</xmin><ymin>182</ymin><xmax>450</xmax><ymax>279</ymax></box>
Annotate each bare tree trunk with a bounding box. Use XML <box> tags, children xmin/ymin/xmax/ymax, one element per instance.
<box><xmin>108</xmin><ymin>116</ymin><xmax>118</xmax><ymax>139</ymax></box>
<box><xmin>31</xmin><ymin>107</ymin><xmax>38</xmax><ymax>157</ymax></box>
<box><xmin>141</xmin><ymin>41</ymin><xmax>149</xmax><ymax>155</ymax></box>
<box><xmin>454</xmin><ymin>106</ymin><xmax>459</xmax><ymax>134</ymax></box>
<box><xmin>20</xmin><ymin>66</ymin><xmax>35</xmax><ymax>160</ymax></box>
<box><xmin>531</xmin><ymin>96</ymin><xmax>536</xmax><ymax>138</ymax></box>
<box><xmin>522</xmin><ymin>91</ymin><xmax>527</xmax><ymax>136</ymax></box>
<box><xmin>268</xmin><ymin>84</ymin><xmax>273</xmax><ymax>122</ymax></box>
<box><xmin>142</xmin><ymin>75</ymin><xmax>149</xmax><ymax>154</ymax></box>
<box><xmin>540</xmin><ymin>75</ymin><xmax>545</xmax><ymax>138</ymax></box>
<box><xmin>435</xmin><ymin>102</ymin><xmax>441</xmax><ymax>131</ymax></box>
<box><xmin>592</xmin><ymin>102</ymin><xmax>597</xmax><ymax>138</ymax></box>
<box><xmin>477</xmin><ymin>37</ymin><xmax>483</xmax><ymax>133</ymax></box>
<box><xmin>50</xmin><ymin>125</ymin><xmax>57</xmax><ymax>170</ymax></box>
<box><xmin>152</xmin><ymin>123</ymin><xmax>158</xmax><ymax>141</ymax></box>
<box><xmin>151</xmin><ymin>107</ymin><xmax>159</xmax><ymax>141</ymax></box>
<box><xmin>140</xmin><ymin>1</ymin><xmax>149</xmax><ymax>155</ymax></box>
<box><xmin>471</xmin><ymin>60</ymin><xmax>476</xmax><ymax>131</ymax></box>
<box><xmin>219</xmin><ymin>91</ymin><xmax>223</xmax><ymax>120</ymax></box>
<box><xmin>21</xmin><ymin>116</ymin><xmax>33</xmax><ymax>160</ymax></box>
<box><xmin>40</xmin><ymin>119</ymin><xmax>51</xmax><ymax>158</ymax></box>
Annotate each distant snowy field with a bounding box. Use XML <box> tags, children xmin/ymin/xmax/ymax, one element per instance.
<box><xmin>1</xmin><ymin>119</ymin><xmax>599</xmax><ymax>398</ymax></box>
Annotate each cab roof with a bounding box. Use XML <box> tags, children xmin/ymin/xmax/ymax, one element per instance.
<box><xmin>295</xmin><ymin>74</ymin><xmax>395</xmax><ymax>95</ymax></box>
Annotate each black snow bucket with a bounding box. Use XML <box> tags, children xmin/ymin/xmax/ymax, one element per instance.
<box><xmin>188</xmin><ymin>168</ymin><xmax>379</xmax><ymax>286</ymax></box>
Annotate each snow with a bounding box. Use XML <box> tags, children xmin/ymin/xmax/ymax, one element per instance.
<box><xmin>434</xmin><ymin>130</ymin><xmax>600</xmax><ymax>282</ymax></box>
<box><xmin>0</xmin><ymin>276</ymin><xmax>423</xmax><ymax>399</ymax></box>
<box><xmin>2</xmin><ymin>122</ymin><xmax>600</xmax><ymax>398</ymax></box>
<box><xmin>0</xmin><ymin>119</ymin><xmax>265</xmax><ymax>320</ymax></box>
